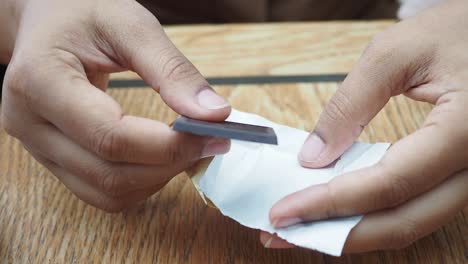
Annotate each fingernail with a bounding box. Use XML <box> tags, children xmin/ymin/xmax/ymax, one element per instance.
<box><xmin>197</xmin><ymin>89</ymin><xmax>230</xmax><ymax>110</ymax></box>
<box><xmin>299</xmin><ymin>133</ymin><xmax>325</xmax><ymax>163</ymax></box>
<box><xmin>201</xmin><ymin>138</ymin><xmax>231</xmax><ymax>158</ymax></box>
<box><xmin>273</xmin><ymin>217</ymin><xmax>302</xmax><ymax>228</ymax></box>
<box><xmin>263</xmin><ymin>236</ymin><xmax>273</xmax><ymax>248</ymax></box>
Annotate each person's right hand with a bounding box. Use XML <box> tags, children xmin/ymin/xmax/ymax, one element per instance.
<box><xmin>1</xmin><ymin>0</ymin><xmax>231</xmax><ymax>212</ymax></box>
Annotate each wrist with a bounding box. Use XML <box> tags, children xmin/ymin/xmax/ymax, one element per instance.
<box><xmin>0</xmin><ymin>0</ymin><xmax>27</xmax><ymax>64</ymax></box>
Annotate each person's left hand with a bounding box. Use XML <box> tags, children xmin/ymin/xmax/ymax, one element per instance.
<box><xmin>260</xmin><ymin>0</ymin><xmax>468</xmax><ymax>252</ymax></box>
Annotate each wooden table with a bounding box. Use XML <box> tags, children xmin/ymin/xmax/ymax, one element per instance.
<box><xmin>1</xmin><ymin>21</ymin><xmax>467</xmax><ymax>263</ymax></box>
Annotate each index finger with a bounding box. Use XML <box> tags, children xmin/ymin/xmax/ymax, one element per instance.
<box><xmin>27</xmin><ymin>60</ymin><xmax>228</xmax><ymax>164</ymax></box>
<box><xmin>299</xmin><ymin>26</ymin><xmax>436</xmax><ymax>169</ymax></box>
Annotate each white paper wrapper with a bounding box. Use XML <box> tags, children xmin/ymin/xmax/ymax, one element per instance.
<box><xmin>189</xmin><ymin>110</ymin><xmax>389</xmax><ymax>256</ymax></box>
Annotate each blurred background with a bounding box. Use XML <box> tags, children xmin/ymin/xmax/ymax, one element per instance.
<box><xmin>139</xmin><ymin>0</ymin><xmax>398</xmax><ymax>24</ymax></box>
<box><xmin>0</xmin><ymin>0</ymin><xmax>400</xmax><ymax>100</ymax></box>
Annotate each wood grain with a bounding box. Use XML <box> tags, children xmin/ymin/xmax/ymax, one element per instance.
<box><xmin>112</xmin><ymin>21</ymin><xmax>394</xmax><ymax>80</ymax></box>
<box><xmin>0</xmin><ymin>21</ymin><xmax>467</xmax><ymax>263</ymax></box>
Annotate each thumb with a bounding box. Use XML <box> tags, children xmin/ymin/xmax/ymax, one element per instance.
<box><xmin>299</xmin><ymin>34</ymin><xmax>432</xmax><ymax>168</ymax></box>
<box><xmin>104</xmin><ymin>2</ymin><xmax>230</xmax><ymax>121</ymax></box>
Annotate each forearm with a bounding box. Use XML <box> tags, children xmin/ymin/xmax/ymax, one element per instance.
<box><xmin>0</xmin><ymin>0</ymin><xmax>25</xmax><ymax>64</ymax></box>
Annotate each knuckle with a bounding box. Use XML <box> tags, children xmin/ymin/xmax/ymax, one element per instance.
<box><xmin>361</xmin><ymin>32</ymin><xmax>403</xmax><ymax>81</ymax></box>
<box><xmin>363</xmin><ymin>31</ymin><xmax>396</xmax><ymax>60</ymax></box>
<box><xmin>49</xmin><ymin>49</ymin><xmax>83</xmax><ymax>73</ymax></box>
<box><xmin>91</xmin><ymin>121</ymin><xmax>128</xmax><ymax>161</ymax></box>
<box><xmin>322</xmin><ymin>89</ymin><xmax>354</xmax><ymax>124</ymax></box>
<box><xmin>95</xmin><ymin>163</ymin><xmax>127</xmax><ymax>197</ymax></box>
<box><xmin>3</xmin><ymin>62</ymin><xmax>29</xmax><ymax>101</ymax></box>
<box><xmin>159</xmin><ymin>49</ymin><xmax>199</xmax><ymax>82</ymax></box>
<box><xmin>386</xmin><ymin>217</ymin><xmax>422</xmax><ymax>249</ymax></box>
<box><xmin>361</xmin><ymin>30</ymin><xmax>432</xmax><ymax>96</ymax></box>
<box><xmin>379</xmin><ymin>168</ymin><xmax>412</xmax><ymax>208</ymax></box>
<box><xmin>163</xmin><ymin>141</ymin><xmax>187</xmax><ymax>164</ymax></box>
<box><xmin>162</xmin><ymin>136</ymin><xmax>204</xmax><ymax>164</ymax></box>
<box><xmin>363</xmin><ymin>32</ymin><xmax>384</xmax><ymax>53</ymax></box>
<box><xmin>1</xmin><ymin>62</ymin><xmax>39</xmax><ymax>140</ymax></box>
<box><xmin>323</xmin><ymin>183</ymin><xmax>340</xmax><ymax>218</ymax></box>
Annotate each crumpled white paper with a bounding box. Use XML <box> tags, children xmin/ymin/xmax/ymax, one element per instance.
<box><xmin>195</xmin><ymin>110</ymin><xmax>389</xmax><ymax>256</ymax></box>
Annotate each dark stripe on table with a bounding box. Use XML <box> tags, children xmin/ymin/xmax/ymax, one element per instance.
<box><xmin>108</xmin><ymin>74</ymin><xmax>347</xmax><ymax>88</ymax></box>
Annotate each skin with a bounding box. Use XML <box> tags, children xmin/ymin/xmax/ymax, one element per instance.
<box><xmin>1</xmin><ymin>0</ymin><xmax>466</xmax><ymax>253</ymax></box>
<box><xmin>0</xmin><ymin>0</ymin><xmax>232</xmax><ymax>212</ymax></box>
<box><xmin>262</xmin><ymin>0</ymin><xmax>468</xmax><ymax>253</ymax></box>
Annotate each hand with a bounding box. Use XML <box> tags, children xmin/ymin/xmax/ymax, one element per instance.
<box><xmin>1</xmin><ymin>0</ymin><xmax>231</xmax><ymax>212</ymax></box>
<box><xmin>261</xmin><ymin>0</ymin><xmax>468</xmax><ymax>252</ymax></box>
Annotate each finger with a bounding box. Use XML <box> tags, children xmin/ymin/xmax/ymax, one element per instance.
<box><xmin>27</xmin><ymin>61</ymin><xmax>230</xmax><ymax>164</ymax></box>
<box><xmin>27</xmin><ymin>149</ymin><xmax>165</xmax><ymax>212</ymax></box>
<box><xmin>23</xmin><ymin>122</ymin><xmax>210</xmax><ymax>196</ymax></box>
<box><xmin>259</xmin><ymin>231</ymin><xmax>295</xmax><ymax>249</ymax></box>
<box><xmin>101</xmin><ymin>1</ymin><xmax>230</xmax><ymax>121</ymax></box>
<box><xmin>299</xmin><ymin>32</ymin><xmax>434</xmax><ymax>168</ymax></box>
<box><xmin>344</xmin><ymin>168</ymin><xmax>468</xmax><ymax>252</ymax></box>
<box><xmin>271</xmin><ymin>117</ymin><xmax>467</xmax><ymax>227</ymax></box>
